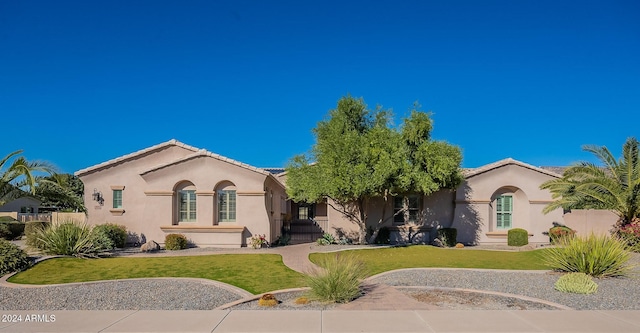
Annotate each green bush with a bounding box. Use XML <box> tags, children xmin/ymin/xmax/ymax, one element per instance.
<box><xmin>0</xmin><ymin>239</ymin><xmax>30</xmax><ymax>276</ymax></box>
<box><xmin>0</xmin><ymin>221</ymin><xmax>25</xmax><ymax>240</ymax></box>
<box><xmin>0</xmin><ymin>216</ymin><xmax>17</xmax><ymax>222</ymax></box>
<box><xmin>508</xmin><ymin>228</ymin><xmax>529</xmax><ymax>246</ymax></box>
<box><xmin>306</xmin><ymin>253</ymin><xmax>367</xmax><ymax>303</ymax></box>
<box><xmin>544</xmin><ymin>234</ymin><xmax>632</xmax><ymax>278</ymax></box>
<box><xmin>549</xmin><ymin>226</ymin><xmax>575</xmax><ymax>244</ymax></box>
<box><xmin>437</xmin><ymin>228</ymin><xmax>457</xmax><ymax>247</ymax></box>
<box><xmin>373</xmin><ymin>227</ymin><xmax>391</xmax><ymax>244</ymax></box>
<box><xmin>554</xmin><ymin>272</ymin><xmax>598</xmax><ymax>294</ymax></box>
<box><xmin>164</xmin><ymin>233</ymin><xmax>188</xmax><ymax>250</ymax></box>
<box><xmin>24</xmin><ymin>221</ymin><xmax>50</xmax><ymax>248</ymax></box>
<box><xmin>29</xmin><ymin>221</ymin><xmax>111</xmax><ymax>257</ymax></box>
<box><xmin>93</xmin><ymin>223</ymin><xmax>127</xmax><ymax>248</ymax></box>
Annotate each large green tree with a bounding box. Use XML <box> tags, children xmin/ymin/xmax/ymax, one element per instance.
<box><xmin>540</xmin><ymin>137</ymin><xmax>640</xmax><ymax>231</ymax></box>
<box><xmin>0</xmin><ymin>150</ymin><xmax>55</xmax><ymax>206</ymax></box>
<box><xmin>286</xmin><ymin>96</ymin><xmax>463</xmax><ymax>244</ymax></box>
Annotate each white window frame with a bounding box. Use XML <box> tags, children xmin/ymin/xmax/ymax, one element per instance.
<box><xmin>218</xmin><ymin>190</ymin><xmax>236</xmax><ymax>222</ymax></box>
<box><xmin>178</xmin><ymin>190</ymin><xmax>197</xmax><ymax>222</ymax></box>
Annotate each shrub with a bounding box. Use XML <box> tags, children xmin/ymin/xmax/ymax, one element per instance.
<box><xmin>0</xmin><ymin>222</ymin><xmax>24</xmax><ymax>240</ymax></box>
<box><xmin>24</xmin><ymin>221</ymin><xmax>50</xmax><ymax>248</ymax></box>
<box><xmin>0</xmin><ymin>216</ymin><xmax>17</xmax><ymax>222</ymax></box>
<box><xmin>549</xmin><ymin>226</ymin><xmax>575</xmax><ymax>244</ymax></box>
<box><xmin>306</xmin><ymin>253</ymin><xmax>367</xmax><ymax>303</ymax></box>
<box><xmin>316</xmin><ymin>233</ymin><xmax>335</xmax><ymax>246</ymax></box>
<box><xmin>437</xmin><ymin>228</ymin><xmax>457</xmax><ymax>247</ymax></box>
<box><xmin>164</xmin><ymin>233</ymin><xmax>188</xmax><ymax>250</ymax></box>
<box><xmin>543</xmin><ymin>234</ymin><xmax>632</xmax><ymax>278</ymax></box>
<box><xmin>257</xmin><ymin>293</ymin><xmax>278</xmax><ymax>307</ymax></box>
<box><xmin>273</xmin><ymin>234</ymin><xmax>291</xmax><ymax>247</ymax></box>
<box><xmin>0</xmin><ymin>239</ymin><xmax>30</xmax><ymax>276</ymax></box>
<box><xmin>93</xmin><ymin>223</ymin><xmax>127</xmax><ymax>248</ymax></box>
<box><xmin>373</xmin><ymin>227</ymin><xmax>391</xmax><ymax>244</ymax></box>
<box><xmin>322</xmin><ymin>233</ymin><xmax>335</xmax><ymax>244</ymax></box>
<box><xmin>316</xmin><ymin>237</ymin><xmax>330</xmax><ymax>245</ymax></box>
<box><xmin>617</xmin><ymin>222</ymin><xmax>640</xmax><ymax>252</ymax></box>
<box><xmin>554</xmin><ymin>272</ymin><xmax>598</xmax><ymax>294</ymax></box>
<box><xmin>29</xmin><ymin>221</ymin><xmax>111</xmax><ymax>257</ymax></box>
<box><xmin>508</xmin><ymin>228</ymin><xmax>529</xmax><ymax>246</ymax></box>
<box><xmin>455</xmin><ymin>243</ymin><xmax>464</xmax><ymax>248</ymax></box>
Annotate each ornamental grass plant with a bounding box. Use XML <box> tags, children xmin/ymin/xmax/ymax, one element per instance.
<box><xmin>306</xmin><ymin>252</ymin><xmax>367</xmax><ymax>303</ymax></box>
<box><xmin>543</xmin><ymin>233</ymin><xmax>633</xmax><ymax>278</ymax></box>
<box><xmin>29</xmin><ymin>221</ymin><xmax>112</xmax><ymax>258</ymax></box>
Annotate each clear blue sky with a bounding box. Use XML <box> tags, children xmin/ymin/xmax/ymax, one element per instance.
<box><xmin>2</xmin><ymin>0</ymin><xmax>638</xmax><ymax>174</ymax></box>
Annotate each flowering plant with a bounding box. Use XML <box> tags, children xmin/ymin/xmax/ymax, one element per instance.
<box><xmin>549</xmin><ymin>226</ymin><xmax>575</xmax><ymax>244</ymax></box>
<box><xmin>617</xmin><ymin>222</ymin><xmax>640</xmax><ymax>251</ymax></box>
<box><xmin>250</xmin><ymin>234</ymin><xmax>269</xmax><ymax>249</ymax></box>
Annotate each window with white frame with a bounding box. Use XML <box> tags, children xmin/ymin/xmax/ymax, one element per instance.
<box><xmin>496</xmin><ymin>195</ymin><xmax>513</xmax><ymax>229</ymax></box>
<box><xmin>218</xmin><ymin>189</ymin><xmax>236</xmax><ymax>222</ymax></box>
<box><xmin>178</xmin><ymin>190</ymin><xmax>196</xmax><ymax>222</ymax></box>
<box><xmin>393</xmin><ymin>195</ymin><xmax>420</xmax><ymax>224</ymax></box>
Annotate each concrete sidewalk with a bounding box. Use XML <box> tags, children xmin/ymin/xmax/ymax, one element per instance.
<box><xmin>1</xmin><ymin>310</ymin><xmax>640</xmax><ymax>332</ymax></box>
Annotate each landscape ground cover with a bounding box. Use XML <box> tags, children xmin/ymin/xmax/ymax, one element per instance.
<box><xmin>8</xmin><ymin>254</ymin><xmax>305</xmax><ymax>294</ymax></box>
<box><xmin>310</xmin><ymin>246</ymin><xmax>550</xmax><ymax>276</ymax></box>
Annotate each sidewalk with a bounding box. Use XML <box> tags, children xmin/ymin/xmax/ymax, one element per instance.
<box><xmin>1</xmin><ymin>309</ymin><xmax>640</xmax><ymax>332</ymax></box>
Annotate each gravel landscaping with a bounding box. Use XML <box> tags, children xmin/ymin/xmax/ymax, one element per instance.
<box><xmin>0</xmin><ymin>279</ymin><xmax>244</xmax><ymax>311</ymax></box>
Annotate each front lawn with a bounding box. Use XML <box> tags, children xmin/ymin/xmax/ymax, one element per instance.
<box><xmin>8</xmin><ymin>254</ymin><xmax>305</xmax><ymax>294</ymax></box>
<box><xmin>309</xmin><ymin>245</ymin><xmax>550</xmax><ymax>276</ymax></box>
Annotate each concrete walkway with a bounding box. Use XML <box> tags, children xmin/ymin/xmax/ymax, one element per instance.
<box><xmin>1</xmin><ymin>309</ymin><xmax>639</xmax><ymax>332</ymax></box>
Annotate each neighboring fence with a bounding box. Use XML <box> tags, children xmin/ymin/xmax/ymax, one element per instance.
<box><xmin>562</xmin><ymin>209</ymin><xmax>618</xmax><ymax>236</ymax></box>
<box><xmin>0</xmin><ymin>212</ymin><xmax>87</xmax><ymax>224</ymax></box>
<box><xmin>51</xmin><ymin>212</ymin><xmax>86</xmax><ymax>224</ymax></box>
<box><xmin>17</xmin><ymin>213</ymin><xmax>52</xmax><ymax>222</ymax></box>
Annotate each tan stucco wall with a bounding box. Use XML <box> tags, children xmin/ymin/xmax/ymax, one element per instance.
<box><xmin>452</xmin><ymin>163</ymin><xmax>564</xmax><ymax>245</ymax></box>
<box><xmin>562</xmin><ymin>209</ymin><xmax>618</xmax><ymax>237</ymax></box>
<box><xmin>321</xmin><ymin>190</ymin><xmax>456</xmax><ymax>244</ymax></box>
<box><xmin>78</xmin><ymin>143</ymin><xmax>285</xmax><ymax>247</ymax></box>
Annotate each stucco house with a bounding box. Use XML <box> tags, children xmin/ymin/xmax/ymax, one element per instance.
<box><xmin>75</xmin><ymin>140</ymin><xmax>288</xmax><ymax>248</ymax></box>
<box><xmin>76</xmin><ymin>140</ymin><xmax>617</xmax><ymax>247</ymax></box>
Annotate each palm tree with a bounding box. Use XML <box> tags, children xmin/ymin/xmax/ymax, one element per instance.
<box><xmin>541</xmin><ymin>137</ymin><xmax>640</xmax><ymax>231</ymax></box>
<box><xmin>0</xmin><ymin>150</ymin><xmax>55</xmax><ymax>206</ymax></box>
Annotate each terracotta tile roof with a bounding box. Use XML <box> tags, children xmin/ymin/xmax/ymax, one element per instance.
<box><xmin>463</xmin><ymin>158</ymin><xmax>563</xmax><ymax>179</ymax></box>
<box><xmin>75</xmin><ymin>139</ymin><xmax>272</xmax><ymax>178</ymax></box>
<box><xmin>139</xmin><ymin>148</ymin><xmax>271</xmax><ymax>176</ymax></box>
<box><xmin>74</xmin><ymin>139</ymin><xmax>196</xmax><ymax>176</ymax></box>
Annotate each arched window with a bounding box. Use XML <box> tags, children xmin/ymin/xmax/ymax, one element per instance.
<box><xmin>176</xmin><ymin>182</ymin><xmax>196</xmax><ymax>223</ymax></box>
<box><xmin>217</xmin><ymin>182</ymin><xmax>236</xmax><ymax>222</ymax></box>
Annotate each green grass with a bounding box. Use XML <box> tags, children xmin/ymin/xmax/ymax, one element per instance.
<box><xmin>8</xmin><ymin>254</ymin><xmax>305</xmax><ymax>294</ymax></box>
<box><xmin>310</xmin><ymin>245</ymin><xmax>550</xmax><ymax>276</ymax></box>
